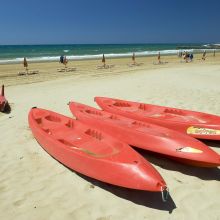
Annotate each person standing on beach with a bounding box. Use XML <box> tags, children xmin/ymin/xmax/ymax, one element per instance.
<box><xmin>59</xmin><ymin>55</ymin><xmax>64</xmax><ymax>64</ymax></box>
<box><xmin>158</xmin><ymin>52</ymin><xmax>161</xmax><ymax>64</ymax></box>
<box><xmin>183</xmin><ymin>52</ymin><xmax>187</xmax><ymax>62</ymax></box>
<box><xmin>63</xmin><ymin>56</ymin><xmax>68</xmax><ymax>68</ymax></box>
<box><xmin>23</xmin><ymin>57</ymin><xmax>28</xmax><ymax>73</ymax></box>
<box><xmin>189</xmin><ymin>53</ymin><xmax>193</xmax><ymax>62</ymax></box>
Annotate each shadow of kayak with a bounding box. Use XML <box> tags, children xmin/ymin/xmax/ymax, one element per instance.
<box><xmin>76</xmin><ymin>172</ymin><xmax>177</xmax><ymax>213</ymax></box>
<box><xmin>136</xmin><ymin>148</ymin><xmax>220</xmax><ymax>181</ymax></box>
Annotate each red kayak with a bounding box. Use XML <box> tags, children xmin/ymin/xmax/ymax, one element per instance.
<box><xmin>29</xmin><ymin>107</ymin><xmax>168</xmax><ymax>195</ymax></box>
<box><xmin>0</xmin><ymin>85</ymin><xmax>8</xmax><ymax>112</ymax></box>
<box><xmin>69</xmin><ymin>102</ymin><xmax>220</xmax><ymax>167</ymax></box>
<box><xmin>95</xmin><ymin>97</ymin><xmax>220</xmax><ymax>141</ymax></box>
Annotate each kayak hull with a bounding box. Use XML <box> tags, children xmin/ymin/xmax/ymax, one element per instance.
<box><xmin>28</xmin><ymin>107</ymin><xmax>167</xmax><ymax>192</ymax></box>
<box><xmin>69</xmin><ymin>102</ymin><xmax>220</xmax><ymax>168</ymax></box>
<box><xmin>95</xmin><ymin>97</ymin><xmax>220</xmax><ymax>140</ymax></box>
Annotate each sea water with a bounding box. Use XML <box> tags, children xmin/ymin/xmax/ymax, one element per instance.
<box><xmin>0</xmin><ymin>43</ymin><xmax>218</xmax><ymax>64</ymax></box>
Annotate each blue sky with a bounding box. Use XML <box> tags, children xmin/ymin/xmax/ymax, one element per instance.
<box><xmin>0</xmin><ymin>0</ymin><xmax>220</xmax><ymax>45</ymax></box>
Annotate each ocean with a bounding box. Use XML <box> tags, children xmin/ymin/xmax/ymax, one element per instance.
<box><xmin>0</xmin><ymin>43</ymin><xmax>218</xmax><ymax>64</ymax></box>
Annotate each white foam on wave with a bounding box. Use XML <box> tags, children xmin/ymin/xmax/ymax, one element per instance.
<box><xmin>203</xmin><ymin>43</ymin><xmax>220</xmax><ymax>47</ymax></box>
<box><xmin>0</xmin><ymin>56</ymin><xmax>60</xmax><ymax>64</ymax></box>
<box><xmin>0</xmin><ymin>48</ymin><xmax>219</xmax><ymax>64</ymax></box>
<box><xmin>63</xmin><ymin>50</ymin><xmax>69</xmax><ymax>53</ymax></box>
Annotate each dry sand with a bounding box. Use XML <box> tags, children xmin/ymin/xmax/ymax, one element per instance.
<box><xmin>0</xmin><ymin>53</ymin><xmax>220</xmax><ymax>220</ymax></box>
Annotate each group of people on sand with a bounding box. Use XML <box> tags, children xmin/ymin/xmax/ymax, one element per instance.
<box><xmin>178</xmin><ymin>51</ymin><xmax>194</xmax><ymax>62</ymax></box>
<box><xmin>183</xmin><ymin>51</ymin><xmax>194</xmax><ymax>62</ymax></box>
<box><xmin>178</xmin><ymin>50</ymin><xmax>210</xmax><ymax>63</ymax></box>
<box><xmin>59</xmin><ymin>55</ymin><xmax>68</xmax><ymax>67</ymax></box>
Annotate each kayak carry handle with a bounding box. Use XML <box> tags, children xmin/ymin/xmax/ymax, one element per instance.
<box><xmin>161</xmin><ymin>186</ymin><xmax>169</xmax><ymax>202</ymax></box>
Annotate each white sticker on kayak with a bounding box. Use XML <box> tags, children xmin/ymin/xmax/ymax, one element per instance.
<box><xmin>187</xmin><ymin>126</ymin><xmax>220</xmax><ymax>135</ymax></box>
<box><xmin>176</xmin><ymin>147</ymin><xmax>203</xmax><ymax>153</ymax></box>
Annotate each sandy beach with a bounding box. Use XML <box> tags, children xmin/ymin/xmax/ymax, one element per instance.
<box><xmin>0</xmin><ymin>53</ymin><xmax>220</xmax><ymax>220</ymax></box>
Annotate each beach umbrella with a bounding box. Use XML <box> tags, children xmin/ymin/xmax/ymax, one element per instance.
<box><xmin>158</xmin><ymin>52</ymin><xmax>161</xmax><ymax>60</ymax></box>
<box><xmin>23</xmin><ymin>57</ymin><xmax>28</xmax><ymax>71</ymax></box>
<box><xmin>102</xmin><ymin>54</ymin><xmax>106</xmax><ymax>63</ymax></box>
<box><xmin>157</xmin><ymin>52</ymin><xmax>161</xmax><ymax>64</ymax></box>
<box><xmin>202</xmin><ymin>50</ymin><xmax>206</xmax><ymax>60</ymax></box>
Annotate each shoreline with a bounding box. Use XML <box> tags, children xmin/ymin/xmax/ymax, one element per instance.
<box><xmin>0</xmin><ymin>43</ymin><xmax>219</xmax><ymax>65</ymax></box>
<box><xmin>0</xmin><ymin>53</ymin><xmax>219</xmax><ymax>87</ymax></box>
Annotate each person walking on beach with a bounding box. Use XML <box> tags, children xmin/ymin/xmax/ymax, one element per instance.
<box><xmin>63</xmin><ymin>56</ymin><xmax>68</xmax><ymax>68</ymax></box>
<box><xmin>189</xmin><ymin>53</ymin><xmax>193</xmax><ymax>62</ymax></box>
<box><xmin>23</xmin><ymin>57</ymin><xmax>28</xmax><ymax>73</ymax></box>
<box><xmin>158</xmin><ymin>52</ymin><xmax>161</xmax><ymax>64</ymax></box>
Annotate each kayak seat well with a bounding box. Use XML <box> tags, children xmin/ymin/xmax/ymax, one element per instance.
<box><xmin>57</xmin><ymin>138</ymin><xmax>106</xmax><ymax>157</ymax></box>
<box><xmin>43</xmin><ymin>114</ymin><xmax>77</xmax><ymax>129</ymax></box>
<box><xmin>36</xmin><ymin>116</ymin><xmax>75</xmax><ymax>138</ymax></box>
<box><xmin>58</xmin><ymin>137</ymin><xmax>121</xmax><ymax>158</ymax></box>
<box><xmin>164</xmin><ymin>108</ymin><xmax>185</xmax><ymax>116</ymax></box>
<box><xmin>113</xmin><ymin>101</ymin><xmax>131</xmax><ymax>107</ymax></box>
<box><xmin>45</xmin><ymin>115</ymin><xmax>61</xmax><ymax>123</ymax></box>
<box><xmin>85</xmin><ymin>109</ymin><xmax>102</xmax><ymax>116</ymax></box>
<box><xmin>35</xmin><ymin>118</ymin><xmax>42</xmax><ymax>124</ymax></box>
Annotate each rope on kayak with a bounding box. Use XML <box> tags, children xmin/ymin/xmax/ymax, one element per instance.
<box><xmin>161</xmin><ymin>186</ymin><xmax>169</xmax><ymax>202</ymax></box>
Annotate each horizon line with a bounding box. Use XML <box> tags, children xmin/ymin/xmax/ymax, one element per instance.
<box><xmin>0</xmin><ymin>42</ymin><xmax>214</xmax><ymax>46</ymax></box>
